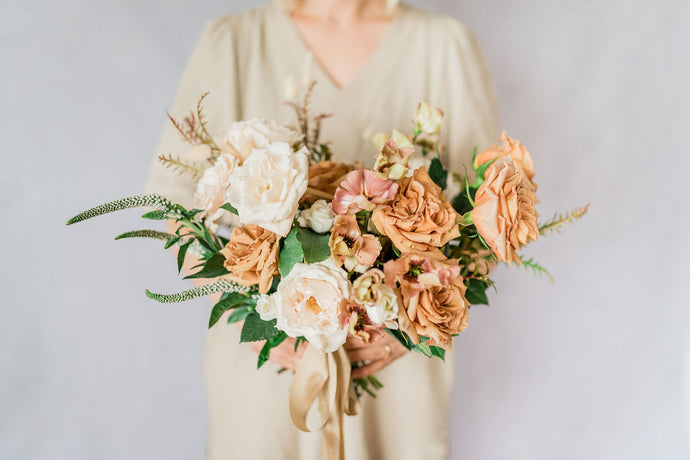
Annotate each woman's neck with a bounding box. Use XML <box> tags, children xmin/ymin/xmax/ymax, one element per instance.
<box><xmin>290</xmin><ymin>0</ymin><xmax>390</xmax><ymax>25</ymax></box>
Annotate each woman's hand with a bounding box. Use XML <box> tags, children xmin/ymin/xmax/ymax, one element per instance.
<box><xmin>344</xmin><ymin>333</ymin><xmax>409</xmax><ymax>379</ymax></box>
<box><xmin>248</xmin><ymin>332</ymin><xmax>408</xmax><ymax>378</ymax></box>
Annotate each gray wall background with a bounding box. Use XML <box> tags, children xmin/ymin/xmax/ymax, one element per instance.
<box><xmin>2</xmin><ymin>0</ymin><xmax>688</xmax><ymax>458</ymax></box>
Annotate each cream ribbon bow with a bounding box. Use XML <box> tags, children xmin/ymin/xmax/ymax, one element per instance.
<box><xmin>289</xmin><ymin>344</ymin><xmax>360</xmax><ymax>460</ymax></box>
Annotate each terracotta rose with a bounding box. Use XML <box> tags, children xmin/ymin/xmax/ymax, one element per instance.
<box><xmin>219</xmin><ymin>224</ymin><xmax>279</xmax><ymax>293</ymax></box>
<box><xmin>474</xmin><ymin>131</ymin><xmax>535</xmax><ymax>186</ymax></box>
<box><xmin>383</xmin><ymin>252</ymin><xmax>468</xmax><ymax>348</ymax></box>
<box><xmin>371</xmin><ymin>167</ymin><xmax>460</xmax><ymax>256</ymax></box>
<box><xmin>472</xmin><ymin>156</ymin><xmax>539</xmax><ymax>265</ymax></box>
<box><xmin>301</xmin><ymin>161</ymin><xmax>355</xmax><ymax>205</ymax></box>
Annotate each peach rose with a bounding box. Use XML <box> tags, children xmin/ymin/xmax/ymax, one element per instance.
<box><xmin>371</xmin><ymin>167</ymin><xmax>460</xmax><ymax>256</ymax></box>
<box><xmin>474</xmin><ymin>131</ymin><xmax>535</xmax><ymax>184</ymax></box>
<box><xmin>329</xmin><ymin>215</ymin><xmax>382</xmax><ymax>273</ymax></box>
<box><xmin>219</xmin><ymin>224</ymin><xmax>279</xmax><ymax>294</ymax></box>
<box><xmin>402</xmin><ymin>277</ymin><xmax>469</xmax><ymax>349</ymax></box>
<box><xmin>382</xmin><ymin>253</ymin><xmax>467</xmax><ymax>348</ymax></box>
<box><xmin>472</xmin><ymin>156</ymin><xmax>539</xmax><ymax>265</ymax></box>
<box><xmin>301</xmin><ymin>161</ymin><xmax>356</xmax><ymax>205</ymax></box>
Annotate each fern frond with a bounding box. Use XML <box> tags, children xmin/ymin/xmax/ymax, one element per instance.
<box><xmin>166</xmin><ymin>110</ymin><xmax>196</xmax><ymax>145</ymax></box>
<box><xmin>114</xmin><ymin>230</ymin><xmax>176</xmax><ymax>241</ymax></box>
<box><xmin>145</xmin><ymin>279</ymin><xmax>250</xmax><ymax>303</ymax></box>
<box><xmin>66</xmin><ymin>194</ymin><xmax>174</xmax><ymax>225</ymax></box>
<box><xmin>539</xmin><ymin>204</ymin><xmax>589</xmax><ymax>237</ymax></box>
<box><xmin>195</xmin><ymin>92</ymin><xmax>220</xmax><ymax>153</ymax></box>
<box><xmin>157</xmin><ymin>154</ymin><xmax>203</xmax><ymax>182</ymax></box>
<box><xmin>518</xmin><ymin>256</ymin><xmax>555</xmax><ymax>283</ymax></box>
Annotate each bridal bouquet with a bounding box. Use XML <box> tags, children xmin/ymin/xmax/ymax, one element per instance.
<box><xmin>67</xmin><ymin>84</ymin><xmax>586</xmax><ymax>457</ymax></box>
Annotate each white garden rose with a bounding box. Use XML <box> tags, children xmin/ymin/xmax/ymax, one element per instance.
<box><xmin>221</xmin><ymin>119</ymin><xmax>301</xmax><ymax>163</ymax></box>
<box><xmin>273</xmin><ymin>259</ymin><xmax>350</xmax><ymax>352</ymax></box>
<box><xmin>352</xmin><ymin>269</ymin><xmax>399</xmax><ymax>329</ymax></box>
<box><xmin>297</xmin><ymin>199</ymin><xmax>334</xmax><ymax>234</ymax></box>
<box><xmin>193</xmin><ymin>153</ymin><xmax>239</xmax><ymax>226</ymax></box>
<box><xmin>226</xmin><ymin>142</ymin><xmax>309</xmax><ymax>237</ymax></box>
<box><xmin>413</xmin><ymin>101</ymin><xmax>444</xmax><ymax>136</ymax></box>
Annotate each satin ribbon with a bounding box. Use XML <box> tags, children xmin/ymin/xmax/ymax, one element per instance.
<box><xmin>289</xmin><ymin>344</ymin><xmax>360</xmax><ymax>460</ymax></box>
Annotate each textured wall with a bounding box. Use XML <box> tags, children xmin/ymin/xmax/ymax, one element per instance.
<box><xmin>1</xmin><ymin>1</ymin><xmax>687</xmax><ymax>458</ymax></box>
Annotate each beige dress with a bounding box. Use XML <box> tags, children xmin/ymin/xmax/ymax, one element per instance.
<box><xmin>144</xmin><ymin>1</ymin><xmax>499</xmax><ymax>458</ymax></box>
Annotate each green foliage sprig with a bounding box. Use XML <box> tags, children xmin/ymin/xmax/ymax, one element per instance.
<box><xmin>538</xmin><ymin>204</ymin><xmax>590</xmax><ymax>237</ymax></box>
<box><xmin>65</xmin><ymin>194</ymin><xmax>175</xmax><ymax>225</ymax></box>
<box><xmin>145</xmin><ymin>278</ymin><xmax>250</xmax><ymax>303</ymax></box>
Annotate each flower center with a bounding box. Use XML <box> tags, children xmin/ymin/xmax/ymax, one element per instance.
<box><xmin>305</xmin><ymin>296</ymin><xmax>322</xmax><ymax>315</ymax></box>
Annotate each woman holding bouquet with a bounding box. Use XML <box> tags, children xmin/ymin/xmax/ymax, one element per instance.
<box><xmin>145</xmin><ymin>0</ymin><xmax>499</xmax><ymax>458</ymax></box>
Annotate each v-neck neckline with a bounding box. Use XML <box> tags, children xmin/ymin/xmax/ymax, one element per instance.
<box><xmin>272</xmin><ymin>0</ymin><xmax>407</xmax><ymax>94</ymax></box>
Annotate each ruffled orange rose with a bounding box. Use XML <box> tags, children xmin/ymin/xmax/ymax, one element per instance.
<box><xmin>474</xmin><ymin>131</ymin><xmax>535</xmax><ymax>185</ymax></box>
<box><xmin>382</xmin><ymin>252</ymin><xmax>468</xmax><ymax>348</ymax></box>
<box><xmin>301</xmin><ymin>161</ymin><xmax>356</xmax><ymax>205</ymax></box>
<box><xmin>219</xmin><ymin>224</ymin><xmax>279</xmax><ymax>293</ymax></box>
<box><xmin>472</xmin><ymin>156</ymin><xmax>539</xmax><ymax>265</ymax></box>
<box><xmin>371</xmin><ymin>167</ymin><xmax>460</xmax><ymax>256</ymax></box>
<box><xmin>403</xmin><ymin>277</ymin><xmax>469</xmax><ymax>349</ymax></box>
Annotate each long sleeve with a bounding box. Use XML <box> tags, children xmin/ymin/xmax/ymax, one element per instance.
<box><xmin>430</xmin><ymin>18</ymin><xmax>500</xmax><ymax>174</ymax></box>
<box><xmin>143</xmin><ymin>17</ymin><xmax>237</xmax><ymax>209</ymax></box>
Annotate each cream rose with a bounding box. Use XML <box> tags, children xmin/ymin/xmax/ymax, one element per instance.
<box><xmin>193</xmin><ymin>153</ymin><xmax>239</xmax><ymax>225</ymax></box>
<box><xmin>414</xmin><ymin>101</ymin><xmax>444</xmax><ymax>136</ymax></box>
<box><xmin>297</xmin><ymin>199</ymin><xmax>334</xmax><ymax>233</ymax></box>
<box><xmin>352</xmin><ymin>269</ymin><xmax>399</xmax><ymax>329</ymax></box>
<box><xmin>226</xmin><ymin>142</ymin><xmax>309</xmax><ymax>237</ymax></box>
<box><xmin>221</xmin><ymin>119</ymin><xmax>301</xmax><ymax>163</ymax></box>
<box><xmin>272</xmin><ymin>260</ymin><xmax>350</xmax><ymax>352</ymax></box>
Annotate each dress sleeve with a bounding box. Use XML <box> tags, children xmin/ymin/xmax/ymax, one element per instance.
<box><xmin>431</xmin><ymin>18</ymin><xmax>500</xmax><ymax>174</ymax></box>
<box><xmin>143</xmin><ymin>17</ymin><xmax>237</xmax><ymax>208</ymax></box>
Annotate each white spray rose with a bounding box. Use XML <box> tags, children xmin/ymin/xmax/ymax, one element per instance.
<box><xmin>352</xmin><ymin>269</ymin><xmax>399</xmax><ymax>329</ymax></box>
<box><xmin>193</xmin><ymin>153</ymin><xmax>239</xmax><ymax>226</ymax></box>
<box><xmin>414</xmin><ymin>101</ymin><xmax>444</xmax><ymax>136</ymax></box>
<box><xmin>226</xmin><ymin>142</ymin><xmax>309</xmax><ymax>237</ymax></box>
<box><xmin>256</xmin><ymin>294</ymin><xmax>278</xmax><ymax>322</ymax></box>
<box><xmin>297</xmin><ymin>199</ymin><xmax>335</xmax><ymax>234</ymax></box>
<box><xmin>221</xmin><ymin>119</ymin><xmax>301</xmax><ymax>163</ymax></box>
<box><xmin>272</xmin><ymin>259</ymin><xmax>350</xmax><ymax>353</ymax></box>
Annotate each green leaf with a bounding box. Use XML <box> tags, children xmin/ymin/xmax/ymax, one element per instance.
<box><xmin>428</xmin><ymin>157</ymin><xmax>448</xmax><ymax>190</ymax></box>
<box><xmin>465</xmin><ymin>278</ymin><xmax>489</xmax><ymax>305</ymax></box>
<box><xmin>279</xmin><ymin>227</ymin><xmax>303</xmax><ymax>277</ymax></box>
<box><xmin>164</xmin><ymin>235</ymin><xmax>179</xmax><ymax>249</ymax></box>
<box><xmin>430</xmin><ymin>346</ymin><xmax>446</xmax><ymax>361</ymax></box>
<box><xmin>177</xmin><ymin>241</ymin><xmax>191</xmax><ymax>274</ymax></box>
<box><xmin>386</xmin><ymin>329</ymin><xmax>413</xmax><ymax>350</ymax></box>
<box><xmin>208</xmin><ymin>292</ymin><xmax>254</xmax><ymax>328</ymax></box>
<box><xmin>227</xmin><ymin>305</ymin><xmax>253</xmax><ymax>324</ymax></box>
<box><xmin>296</xmin><ymin>227</ymin><xmax>331</xmax><ymax>263</ymax></box>
<box><xmin>220</xmin><ymin>203</ymin><xmax>238</xmax><ymax>215</ymax></box>
<box><xmin>183</xmin><ymin>253</ymin><xmax>229</xmax><ymax>279</ymax></box>
<box><xmin>257</xmin><ymin>332</ymin><xmax>288</xmax><ymax>369</ymax></box>
<box><xmin>240</xmin><ymin>312</ymin><xmax>280</xmax><ymax>342</ymax></box>
<box><xmin>413</xmin><ymin>340</ymin><xmax>433</xmax><ymax>357</ymax></box>
<box><xmin>114</xmin><ymin>229</ymin><xmax>174</xmax><ymax>241</ymax></box>
<box><xmin>141</xmin><ymin>210</ymin><xmax>168</xmax><ymax>220</ymax></box>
